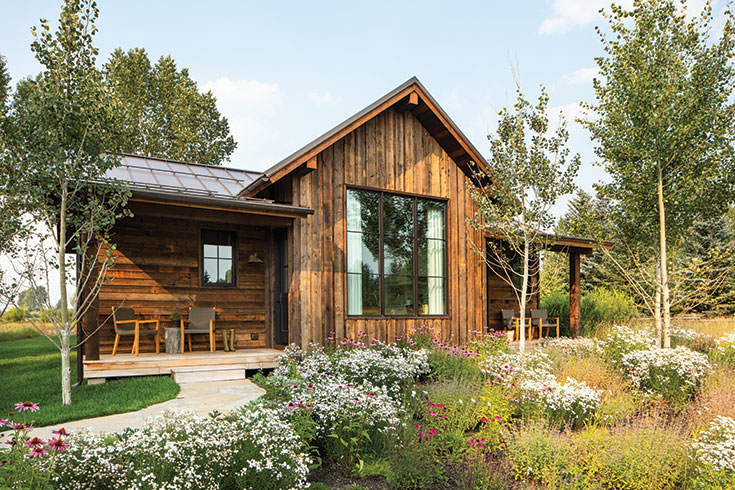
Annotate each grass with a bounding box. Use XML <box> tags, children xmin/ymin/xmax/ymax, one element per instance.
<box><xmin>631</xmin><ymin>317</ymin><xmax>735</xmax><ymax>339</ymax></box>
<box><xmin>0</xmin><ymin>321</ymin><xmax>47</xmax><ymax>342</ymax></box>
<box><xmin>0</xmin><ymin>335</ymin><xmax>180</xmax><ymax>427</ymax></box>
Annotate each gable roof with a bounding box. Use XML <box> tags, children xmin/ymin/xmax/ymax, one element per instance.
<box><xmin>240</xmin><ymin>77</ymin><xmax>489</xmax><ymax>197</ymax></box>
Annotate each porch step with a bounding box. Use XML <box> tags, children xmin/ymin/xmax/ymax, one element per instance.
<box><xmin>171</xmin><ymin>365</ymin><xmax>247</xmax><ymax>383</ymax></box>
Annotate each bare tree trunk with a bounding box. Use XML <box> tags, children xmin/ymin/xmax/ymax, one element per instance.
<box><xmin>657</xmin><ymin>164</ymin><xmax>672</xmax><ymax>348</ymax></box>
<box><xmin>519</xmin><ymin>238</ymin><xmax>530</xmax><ymax>354</ymax></box>
<box><xmin>60</xmin><ymin>330</ymin><xmax>72</xmax><ymax>405</ymax></box>
<box><xmin>655</xmin><ymin>261</ymin><xmax>662</xmax><ymax>348</ymax></box>
<box><xmin>58</xmin><ymin>187</ymin><xmax>72</xmax><ymax>405</ymax></box>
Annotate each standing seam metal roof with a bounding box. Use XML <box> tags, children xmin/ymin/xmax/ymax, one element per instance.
<box><xmin>105</xmin><ymin>154</ymin><xmax>264</xmax><ymax>199</ymax></box>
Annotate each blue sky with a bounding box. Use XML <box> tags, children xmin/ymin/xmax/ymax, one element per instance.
<box><xmin>0</xmin><ymin>0</ymin><xmax>719</xmax><ymax>216</ymax></box>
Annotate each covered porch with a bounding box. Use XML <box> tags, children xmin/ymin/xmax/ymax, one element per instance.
<box><xmin>486</xmin><ymin>234</ymin><xmax>613</xmax><ymax>339</ymax></box>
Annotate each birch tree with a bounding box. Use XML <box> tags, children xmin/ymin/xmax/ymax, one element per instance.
<box><xmin>469</xmin><ymin>82</ymin><xmax>579</xmax><ymax>352</ymax></box>
<box><xmin>0</xmin><ymin>0</ymin><xmax>129</xmax><ymax>405</ymax></box>
<box><xmin>584</xmin><ymin>0</ymin><xmax>735</xmax><ymax>347</ymax></box>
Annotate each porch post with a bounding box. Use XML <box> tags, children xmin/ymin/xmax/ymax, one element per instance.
<box><xmin>569</xmin><ymin>252</ymin><xmax>581</xmax><ymax>338</ymax></box>
<box><xmin>80</xmin><ymin>245</ymin><xmax>100</xmax><ymax>361</ymax></box>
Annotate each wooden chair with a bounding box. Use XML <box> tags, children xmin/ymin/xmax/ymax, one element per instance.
<box><xmin>501</xmin><ymin>309</ymin><xmax>516</xmax><ymax>330</ymax></box>
<box><xmin>112</xmin><ymin>307</ymin><xmax>160</xmax><ymax>356</ymax></box>
<box><xmin>513</xmin><ymin>316</ymin><xmax>532</xmax><ymax>342</ymax></box>
<box><xmin>180</xmin><ymin>307</ymin><xmax>216</xmax><ymax>353</ymax></box>
<box><xmin>531</xmin><ymin>309</ymin><xmax>560</xmax><ymax>339</ymax></box>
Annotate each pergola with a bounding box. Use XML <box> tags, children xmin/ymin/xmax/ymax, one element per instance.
<box><xmin>483</xmin><ymin>232</ymin><xmax>614</xmax><ymax>337</ymax></box>
<box><xmin>544</xmin><ymin>235</ymin><xmax>614</xmax><ymax>336</ymax></box>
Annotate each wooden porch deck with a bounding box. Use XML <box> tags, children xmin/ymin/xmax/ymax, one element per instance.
<box><xmin>83</xmin><ymin>348</ymin><xmax>283</xmax><ymax>380</ymax></box>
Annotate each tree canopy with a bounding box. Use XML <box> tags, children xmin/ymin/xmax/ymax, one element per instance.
<box><xmin>104</xmin><ymin>48</ymin><xmax>237</xmax><ymax>165</ymax></box>
<box><xmin>583</xmin><ymin>0</ymin><xmax>735</xmax><ymax>345</ymax></box>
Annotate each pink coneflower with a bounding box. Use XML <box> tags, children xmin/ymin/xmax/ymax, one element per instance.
<box><xmin>304</xmin><ymin>405</ymin><xmax>313</xmax><ymax>411</ymax></box>
<box><xmin>52</xmin><ymin>427</ymin><xmax>69</xmax><ymax>436</ymax></box>
<box><xmin>284</xmin><ymin>402</ymin><xmax>298</xmax><ymax>410</ymax></box>
<box><xmin>494</xmin><ymin>416</ymin><xmax>502</xmax><ymax>422</ymax></box>
<box><xmin>0</xmin><ymin>418</ymin><xmax>8</xmax><ymax>427</ymax></box>
<box><xmin>47</xmin><ymin>438</ymin><xmax>68</xmax><ymax>453</ymax></box>
<box><xmin>479</xmin><ymin>417</ymin><xmax>488</xmax><ymax>422</ymax></box>
<box><xmin>14</xmin><ymin>402</ymin><xmax>39</xmax><ymax>413</ymax></box>
<box><xmin>29</xmin><ymin>446</ymin><xmax>47</xmax><ymax>458</ymax></box>
<box><xmin>13</xmin><ymin>424</ymin><xmax>32</xmax><ymax>433</ymax></box>
<box><xmin>25</xmin><ymin>437</ymin><xmax>44</xmax><ymax>448</ymax></box>
<box><xmin>0</xmin><ymin>460</ymin><xmax>9</xmax><ymax>467</ymax></box>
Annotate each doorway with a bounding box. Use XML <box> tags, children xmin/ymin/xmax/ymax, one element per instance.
<box><xmin>273</xmin><ymin>230</ymin><xmax>289</xmax><ymax>346</ymax></box>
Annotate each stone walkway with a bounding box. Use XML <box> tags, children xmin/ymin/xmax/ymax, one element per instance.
<box><xmin>25</xmin><ymin>379</ymin><xmax>265</xmax><ymax>440</ymax></box>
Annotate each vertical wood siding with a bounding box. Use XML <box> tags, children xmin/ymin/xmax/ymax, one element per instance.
<box><xmin>288</xmin><ymin>108</ymin><xmax>489</xmax><ymax>347</ymax></box>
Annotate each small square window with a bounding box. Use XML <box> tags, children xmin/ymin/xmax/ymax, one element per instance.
<box><xmin>201</xmin><ymin>230</ymin><xmax>236</xmax><ymax>286</ymax></box>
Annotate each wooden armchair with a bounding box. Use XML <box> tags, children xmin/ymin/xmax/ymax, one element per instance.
<box><xmin>531</xmin><ymin>309</ymin><xmax>560</xmax><ymax>339</ymax></box>
<box><xmin>180</xmin><ymin>307</ymin><xmax>216</xmax><ymax>353</ymax></box>
<box><xmin>112</xmin><ymin>307</ymin><xmax>160</xmax><ymax>356</ymax></box>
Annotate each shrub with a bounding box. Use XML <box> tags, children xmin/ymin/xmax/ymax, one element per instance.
<box><xmin>2</xmin><ymin>308</ymin><xmax>27</xmax><ymax>323</ymax></box>
<box><xmin>691</xmin><ymin>416</ymin><xmax>735</xmax><ymax>474</ymax></box>
<box><xmin>541</xmin><ymin>288</ymin><xmax>637</xmax><ymax>336</ymax></box>
<box><xmin>273</xmin><ymin>343</ymin><xmax>430</xmax><ymax>399</ymax></box>
<box><xmin>519</xmin><ymin>376</ymin><xmax>602</xmax><ymax>428</ymax></box>
<box><xmin>581</xmin><ymin>288</ymin><xmax>637</xmax><ymax>336</ymax></box>
<box><xmin>540</xmin><ymin>290</ymin><xmax>571</xmax><ymax>335</ymax></box>
<box><xmin>621</xmin><ymin>346</ymin><xmax>711</xmax><ymax>407</ymax></box>
<box><xmin>604</xmin><ymin>325</ymin><xmax>656</xmax><ymax>366</ymax></box>
<box><xmin>53</xmin><ymin>408</ymin><xmax>311</xmax><ymax>490</ymax></box>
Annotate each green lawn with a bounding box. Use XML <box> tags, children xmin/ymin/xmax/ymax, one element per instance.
<box><xmin>0</xmin><ymin>335</ymin><xmax>180</xmax><ymax>427</ymax></box>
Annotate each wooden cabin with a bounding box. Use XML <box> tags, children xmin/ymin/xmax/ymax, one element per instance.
<box><xmin>80</xmin><ymin>78</ymin><xmax>605</xmax><ymax>378</ymax></box>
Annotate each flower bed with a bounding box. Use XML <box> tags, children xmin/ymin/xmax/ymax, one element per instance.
<box><xmin>53</xmin><ymin>408</ymin><xmax>311</xmax><ymax>490</ymax></box>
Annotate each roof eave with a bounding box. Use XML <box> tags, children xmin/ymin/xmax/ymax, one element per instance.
<box><xmin>129</xmin><ymin>189</ymin><xmax>314</xmax><ymax>218</ymax></box>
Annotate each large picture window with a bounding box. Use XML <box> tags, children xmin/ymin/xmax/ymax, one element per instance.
<box><xmin>202</xmin><ymin>230</ymin><xmax>236</xmax><ymax>286</ymax></box>
<box><xmin>347</xmin><ymin>189</ymin><xmax>447</xmax><ymax>316</ymax></box>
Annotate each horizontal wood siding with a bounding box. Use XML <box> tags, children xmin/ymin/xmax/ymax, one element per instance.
<box><xmin>289</xmin><ymin>107</ymin><xmax>487</xmax><ymax>347</ymax></box>
<box><xmin>96</xmin><ymin>202</ymin><xmax>269</xmax><ymax>355</ymax></box>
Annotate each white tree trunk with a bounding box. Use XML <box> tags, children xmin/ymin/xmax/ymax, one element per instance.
<box><xmin>519</xmin><ymin>239</ymin><xmax>530</xmax><ymax>354</ymax></box>
<box><xmin>657</xmin><ymin>165</ymin><xmax>672</xmax><ymax>348</ymax></box>
<box><xmin>60</xmin><ymin>333</ymin><xmax>72</xmax><ymax>406</ymax></box>
<box><xmin>655</xmin><ymin>261</ymin><xmax>662</xmax><ymax>348</ymax></box>
<box><xmin>58</xmin><ymin>188</ymin><xmax>73</xmax><ymax>405</ymax></box>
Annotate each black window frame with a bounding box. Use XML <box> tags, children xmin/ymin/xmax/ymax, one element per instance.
<box><xmin>346</xmin><ymin>187</ymin><xmax>448</xmax><ymax>318</ymax></box>
<box><xmin>200</xmin><ymin>229</ymin><xmax>237</xmax><ymax>287</ymax></box>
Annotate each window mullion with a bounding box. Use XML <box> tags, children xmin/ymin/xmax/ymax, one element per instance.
<box><xmin>379</xmin><ymin>193</ymin><xmax>384</xmax><ymax>316</ymax></box>
<box><xmin>413</xmin><ymin>197</ymin><xmax>418</xmax><ymax>317</ymax></box>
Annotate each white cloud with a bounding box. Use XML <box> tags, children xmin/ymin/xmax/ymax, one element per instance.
<box><xmin>563</xmin><ymin>67</ymin><xmax>599</xmax><ymax>85</ymax></box>
<box><xmin>540</xmin><ymin>0</ymin><xmax>716</xmax><ymax>35</ymax></box>
<box><xmin>549</xmin><ymin>102</ymin><xmax>587</xmax><ymax>135</ymax></box>
<box><xmin>539</xmin><ymin>0</ymin><xmax>626</xmax><ymax>35</ymax></box>
<box><xmin>202</xmin><ymin>77</ymin><xmax>283</xmax><ymax>168</ymax></box>
<box><xmin>307</xmin><ymin>90</ymin><xmax>343</xmax><ymax>106</ymax></box>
